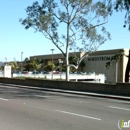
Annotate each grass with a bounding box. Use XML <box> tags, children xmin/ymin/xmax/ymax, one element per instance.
<box><xmin>12</xmin><ymin>76</ymin><xmax>66</xmax><ymax>81</ymax></box>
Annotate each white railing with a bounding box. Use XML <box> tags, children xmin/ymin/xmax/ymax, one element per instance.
<box><xmin>10</xmin><ymin>73</ymin><xmax>105</xmax><ymax>83</ymax></box>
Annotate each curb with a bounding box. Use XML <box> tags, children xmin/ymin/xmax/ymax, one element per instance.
<box><xmin>1</xmin><ymin>83</ymin><xmax>130</xmax><ymax>101</ymax></box>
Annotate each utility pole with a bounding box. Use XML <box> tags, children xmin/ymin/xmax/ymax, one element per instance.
<box><xmin>50</xmin><ymin>49</ymin><xmax>54</xmax><ymax>79</ymax></box>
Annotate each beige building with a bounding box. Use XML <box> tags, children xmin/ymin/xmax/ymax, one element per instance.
<box><xmin>30</xmin><ymin>52</ymin><xmax>83</xmax><ymax>65</ymax></box>
<box><xmin>30</xmin><ymin>48</ymin><xmax>129</xmax><ymax>83</ymax></box>
<box><xmin>83</xmin><ymin>49</ymin><xmax>129</xmax><ymax>83</ymax></box>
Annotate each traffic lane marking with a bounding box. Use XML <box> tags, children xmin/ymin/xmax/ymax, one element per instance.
<box><xmin>108</xmin><ymin>99</ymin><xmax>130</xmax><ymax>104</ymax></box>
<box><xmin>0</xmin><ymin>98</ymin><xmax>8</xmax><ymax>101</ymax></box>
<box><xmin>55</xmin><ymin>110</ymin><xmax>101</xmax><ymax>121</ymax></box>
<box><xmin>108</xmin><ymin>106</ymin><xmax>130</xmax><ymax>111</ymax></box>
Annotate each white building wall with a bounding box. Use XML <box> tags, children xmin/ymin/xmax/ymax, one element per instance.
<box><xmin>122</xmin><ymin>50</ymin><xmax>129</xmax><ymax>82</ymax></box>
<box><xmin>83</xmin><ymin>54</ymin><xmax>121</xmax><ymax>83</ymax></box>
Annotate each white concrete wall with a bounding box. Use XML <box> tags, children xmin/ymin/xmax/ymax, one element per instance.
<box><xmin>83</xmin><ymin>54</ymin><xmax>120</xmax><ymax>83</ymax></box>
<box><xmin>12</xmin><ymin>73</ymin><xmax>105</xmax><ymax>83</ymax></box>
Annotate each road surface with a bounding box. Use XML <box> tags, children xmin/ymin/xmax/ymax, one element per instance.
<box><xmin>0</xmin><ymin>84</ymin><xmax>129</xmax><ymax>130</ymax></box>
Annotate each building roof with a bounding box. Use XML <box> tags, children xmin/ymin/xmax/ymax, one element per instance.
<box><xmin>30</xmin><ymin>48</ymin><xmax>129</xmax><ymax>60</ymax></box>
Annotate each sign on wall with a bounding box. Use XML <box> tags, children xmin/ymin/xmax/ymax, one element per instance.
<box><xmin>88</xmin><ymin>56</ymin><xmax>112</xmax><ymax>61</ymax></box>
<box><xmin>4</xmin><ymin>65</ymin><xmax>11</xmax><ymax>78</ymax></box>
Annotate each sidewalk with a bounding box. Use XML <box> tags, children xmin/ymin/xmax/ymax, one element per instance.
<box><xmin>2</xmin><ymin>83</ymin><xmax>130</xmax><ymax>101</ymax></box>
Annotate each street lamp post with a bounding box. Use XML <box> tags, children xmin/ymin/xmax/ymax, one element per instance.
<box><xmin>95</xmin><ymin>63</ymin><xmax>98</xmax><ymax>82</ymax></box>
<box><xmin>51</xmin><ymin>49</ymin><xmax>54</xmax><ymax>79</ymax></box>
<box><xmin>21</xmin><ymin>52</ymin><xmax>23</xmax><ymax>76</ymax></box>
<box><xmin>115</xmin><ymin>62</ymin><xmax>118</xmax><ymax>83</ymax></box>
<box><xmin>95</xmin><ymin>63</ymin><xmax>98</xmax><ymax>74</ymax></box>
<box><xmin>5</xmin><ymin>57</ymin><xmax>7</xmax><ymax>65</ymax></box>
<box><xmin>58</xmin><ymin>59</ymin><xmax>63</xmax><ymax>79</ymax></box>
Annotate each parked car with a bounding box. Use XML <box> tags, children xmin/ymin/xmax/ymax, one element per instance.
<box><xmin>42</xmin><ymin>71</ymin><xmax>50</xmax><ymax>74</ymax></box>
<box><xmin>28</xmin><ymin>71</ymin><xmax>33</xmax><ymax>74</ymax></box>
<box><xmin>32</xmin><ymin>71</ymin><xmax>41</xmax><ymax>74</ymax></box>
<box><xmin>70</xmin><ymin>71</ymin><xmax>86</xmax><ymax>75</ymax></box>
<box><xmin>0</xmin><ymin>71</ymin><xmax>4</xmax><ymax>75</ymax></box>
<box><xmin>53</xmin><ymin>71</ymin><xmax>62</xmax><ymax>74</ymax></box>
<box><xmin>22</xmin><ymin>71</ymin><xmax>29</xmax><ymax>74</ymax></box>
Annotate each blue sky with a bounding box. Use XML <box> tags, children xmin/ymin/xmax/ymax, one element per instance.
<box><xmin>0</xmin><ymin>0</ymin><xmax>129</xmax><ymax>62</ymax></box>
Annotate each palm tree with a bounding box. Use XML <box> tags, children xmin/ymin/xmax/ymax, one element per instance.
<box><xmin>106</xmin><ymin>50</ymin><xmax>124</xmax><ymax>69</ymax></box>
<box><xmin>23</xmin><ymin>58</ymin><xmax>31</xmax><ymax>71</ymax></box>
<box><xmin>44</xmin><ymin>61</ymin><xmax>56</xmax><ymax>71</ymax></box>
<box><xmin>29</xmin><ymin>58</ymin><xmax>42</xmax><ymax>77</ymax></box>
<box><xmin>0</xmin><ymin>66</ymin><xmax>4</xmax><ymax>71</ymax></box>
<box><xmin>9</xmin><ymin>59</ymin><xmax>19</xmax><ymax>77</ymax></box>
<box><xmin>105</xmin><ymin>50</ymin><xmax>124</xmax><ymax>82</ymax></box>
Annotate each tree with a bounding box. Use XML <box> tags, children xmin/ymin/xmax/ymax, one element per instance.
<box><xmin>105</xmin><ymin>50</ymin><xmax>124</xmax><ymax>69</ymax></box>
<box><xmin>44</xmin><ymin>61</ymin><xmax>56</xmax><ymax>71</ymax></box>
<box><xmin>111</xmin><ymin>0</ymin><xmax>130</xmax><ymax>30</ymax></box>
<box><xmin>111</xmin><ymin>0</ymin><xmax>130</xmax><ymax>82</ymax></box>
<box><xmin>69</xmin><ymin>56</ymin><xmax>85</xmax><ymax>72</ymax></box>
<box><xmin>10</xmin><ymin>59</ymin><xmax>19</xmax><ymax>73</ymax></box>
<box><xmin>0</xmin><ymin>66</ymin><xmax>4</xmax><ymax>71</ymax></box>
<box><xmin>24</xmin><ymin>57</ymin><xmax>30</xmax><ymax>63</ymax></box>
<box><xmin>105</xmin><ymin>50</ymin><xmax>124</xmax><ymax>82</ymax></box>
<box><xmin>29</xmin><ymin>58</ymin><xmax>42</xmax><ymax>76</ymax></box>
<box><xmin>9</xmin><ymin>59</ymin><xmax>19</xmax><ymax>77</ymax></box>
<box><xmin>23</xmin><ymin>57</ymin><xmax>31</xmax><ymax>71</ymax></box>
<box><xmin>20</xmin><ymin>0</ymin><xmax>111</xmax><ymax>81</ymax></box>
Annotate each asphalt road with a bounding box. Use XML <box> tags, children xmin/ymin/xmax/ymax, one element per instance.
<box><xmin>0</xmin><ymin>84</ymin><xmax>129</xmax><ymax>130</ymax></box>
